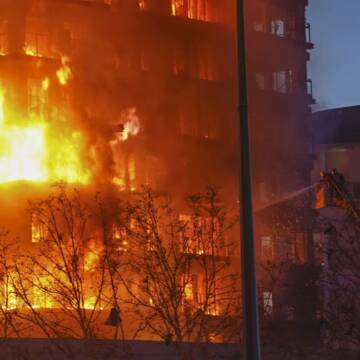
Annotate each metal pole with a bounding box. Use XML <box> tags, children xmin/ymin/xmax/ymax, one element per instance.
<box><xmin>236</xmin><ymin>1</ymin><xmax>262</xmax><ymax>359</ymax></box>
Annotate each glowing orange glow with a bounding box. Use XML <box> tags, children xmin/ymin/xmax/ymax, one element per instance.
<box><xmin>184</xmin><ymin>283</ymin><xmax>193</xmax><ymax>300</ymax></box>
<box><xmin>42</xmin><ymin>77</ymin><xmax>50</xmax><ymax>91</ymax></box>
<box><xmin>31</xmin><ymin>277</ymin><xmax>54</xmax><ymax>309</ymax></box>
<box><xmin>56</xmin><ymin>56</ymin><xmax>72</xmax><ymax>86</ymax></box>
<box><xmin>24</xmin><ymin>45</ymin><xmax>37</xmax><ymax>57</ymax></box>
<box><xmin>84</xmin><ymin>237</ymin><xmax>102</xmax><ymax>272</ymax></box>
<box><xmin>3</xmin><ymin>280</ymin><xmax>17</xmax><ymax>310</ymax></box>
<box><xmin>83</xmin><ymin>296</ymin><xmax>103</xmax><ymax>310</ymax></box>
<box><xmin>0</xmin><ymin>85</ymin><xmax>89</xmax><ymax>184</ymax></box>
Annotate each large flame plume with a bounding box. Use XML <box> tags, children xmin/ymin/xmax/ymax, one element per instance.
<box><xmin>0</xmin><ymin>80</ymin><xmax>89</xmax><ymax>184</ymax></box>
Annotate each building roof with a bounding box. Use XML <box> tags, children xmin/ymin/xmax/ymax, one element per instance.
<box><xmin>312</xmin><ymin>105</ymin><xmax>360</xmax><ymax>145</ymax></box>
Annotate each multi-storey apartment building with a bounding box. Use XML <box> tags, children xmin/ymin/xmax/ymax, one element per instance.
<box><xmin>248</xmin><ymin>0</ymin><xmax>319</xmax><ymax>346</ymax></box>
<box><xmin>0</xmin><ymin>0</ymin><xmax>316</xmax><ymax>346</ymax></box>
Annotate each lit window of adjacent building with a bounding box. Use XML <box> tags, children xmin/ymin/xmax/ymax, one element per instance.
<box><xmin>269</xmin><ymin>6</ymin><xmax>296</xmax><ymax>39</ymax></box>
<box><xmin>271</xmin><ymin>19</ymin><xmax>285</xmax><ymax>37</ymax></box>
<box><xmin>0</xmin><ymin>19</ymin><xmax>8</xmax><ymax>56</ymax></box>
<box><xmin>261</xmin><ymin>236</ymin><xmax>273</xmax><ymax>261</ymax></box>
<box><xmin>145</xmin><ymin>155</ymin><xmax>166</xmax><ymax>190</ymax></box>
<box><xmin>272</xmin><ymin>69</ymin><xmax>294</xmax><ymax>94</ymax></box>
<box><xmin>263</xmin><ymin>291</ymin><xmax>273</xmax><ymax>316</ymax></box>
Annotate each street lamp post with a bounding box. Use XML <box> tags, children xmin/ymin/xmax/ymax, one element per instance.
<box><xmin>236</xmin><ymin>1</ymin><xmax>262</xmax><ymax>359</ymax></box>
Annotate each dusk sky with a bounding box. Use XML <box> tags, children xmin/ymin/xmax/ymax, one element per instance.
<box><xmin>307</xmin><ymin>0</ymin><xmax>360</xmax><ymax>111</ymax></box>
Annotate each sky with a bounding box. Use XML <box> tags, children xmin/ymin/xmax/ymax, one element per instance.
<box><xmin>307</xmin><ymin>0</ymin><xmax>360</xmax><ymax>111</ymax></box>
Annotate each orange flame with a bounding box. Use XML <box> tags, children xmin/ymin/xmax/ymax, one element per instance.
<box><xmin>56</xmin><ymin>56</ymin><xmax>73</xmax><ymax>86</ymax></box>
<box><xmin>0</xmin><ymin>84</ymin><xmax>89</xmax><ymax>184</ymax></box>
<box><xmin>117</xmin><ymin>107</ymin><xmax>140</xmax><ymax>142</ymax></box>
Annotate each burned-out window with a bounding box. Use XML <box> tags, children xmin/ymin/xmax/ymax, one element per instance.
<box><xmin>62</xmin><ymin>22</ymin><xmax>85</xmax><ymax>55</ymax></box>
<box><xmin>144</xmin><ymin>156</ymin><xmax>166</xmax><ymax>190</ymax></box>
<box><xmin>0</xmin><ymin>19</ymin><xmax>8</xmax><ymax>56</ymax></box>
<box><xmin>182</xmin><ymin>273</ymin><xmax>219</xmax><ymax>316</ymax></box>
<box><xmin>171</xmin><ymin>0</ymin><xmax>211</xmax><ymax>22</ymax></box>
<box><xmin>112</xmin><ymin>152</ymin><xmax>137</xmax><ymax>192</ymax></box>
<box><xmin>179</xmin><ymin>214</ymin><xmax>223</xmax><ymax>256</ymax></box>
<box><xmin>31</xmin><ymin>213</ymin><xmax>47</xmax><ymax>243</ymax></box>
<box><xmin>176</xmin><ymin>106</ymin><xmax>219</xmax><ymax>140</ymax></box>
<box><xmin>25</xmin><ymin>18</ymin><xmax>54</xmax><ymax>58</ymax></box>
<box><xmin>28</xmin><ymin>79</ymin><xmax>48</xmax><ymax>115</ymax></box>
<box><xmin>190</xmin><ymin>47</ymin><xmax>215</xmax><ymax>81</ymax></box>
<box><xmin>172</xmin><ymin>45</ymin><xmax>185</xmax><ymax>75</ymax></box>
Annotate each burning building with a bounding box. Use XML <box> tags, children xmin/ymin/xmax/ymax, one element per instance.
<box><xmin>0</xmin><ymin>0</ymin><xmax>239</xmax><ymax>345</ymax></box>
<box><xmin>0</xmin><ymin>0</ymin><xmax>317</xmax><ymax>352</ymax></box>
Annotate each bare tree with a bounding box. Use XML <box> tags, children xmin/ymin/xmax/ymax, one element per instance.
<box><xmin>317</xmin><ymin>208</ymin><xmax>360</xmax><ymax>350</ymax></box>
<box><xmin>118</xmin><ymin>187</ymin><xmax>240</xmax><ymax>349</ymax></box>
<box><xmin>7</xmin><ymin>185</ymin><xmax>128</xmax><ymax>359</ymax></box>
